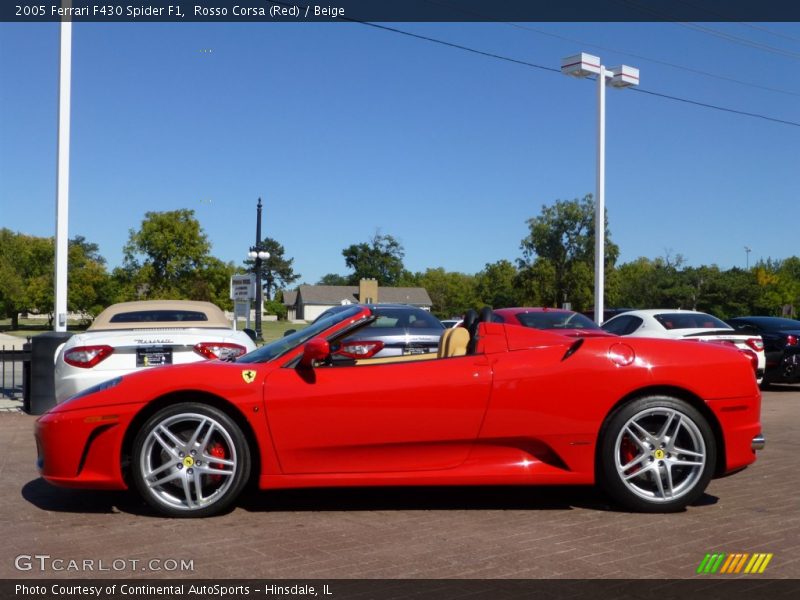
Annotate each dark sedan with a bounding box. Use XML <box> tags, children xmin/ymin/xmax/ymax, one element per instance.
<box><xmin>313</xmin><ymin>304</ymin><xmax>445</xmax><ymax>359</ymax></box>
<box><xmin>727</xmin><ymin>316</ymin><xmax>800</xmax><ymax>384</ymax></box>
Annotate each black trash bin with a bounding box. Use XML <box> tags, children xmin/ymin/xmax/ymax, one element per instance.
<box><xmin>22</xmin><ymin>341</ymin><xmax>32</xmax><ymax>412</ymax></box>
<box><xmin>27</xmin><ymin>331</ymin><xmax>73</xmax><ymax>415</ymax></box>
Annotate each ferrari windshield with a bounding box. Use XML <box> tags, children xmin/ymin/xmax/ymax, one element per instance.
<box><xmin>238</xmin><ymin>305</ymin><xmax>366</xmax><ymax>364</ymax></box>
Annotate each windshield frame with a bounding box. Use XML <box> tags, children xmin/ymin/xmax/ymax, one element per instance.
<box><xmin>237</xmin><ymin>305</ymin><xmax>369</xmax><ymax>364</ymax></box>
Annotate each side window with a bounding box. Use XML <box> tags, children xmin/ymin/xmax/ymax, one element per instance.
<box><xmin>603</xmin><ymin>316</ymin><xmax>632</xmax><ymax>335</ymax></box>
<box><xmin>622</xmin><ymin>316</ymin><xmax>643</xmax><ymax>335</ymax></box>
<box><xmin>603</xmin><ymin>316</ymin><xmax>643</xmax><ymax>336</ymax></box>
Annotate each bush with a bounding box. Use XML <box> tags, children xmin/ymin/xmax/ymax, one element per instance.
<box><xmin>263</xmin><ymin>299</ymin><xmax>288</xmax><ymax>321</ymax></box>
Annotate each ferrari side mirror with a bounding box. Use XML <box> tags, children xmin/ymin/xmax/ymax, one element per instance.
<box><xmin>300</xmin><ymin>337</ymin><xmax>330</xmax><ymax>368</ymax></box>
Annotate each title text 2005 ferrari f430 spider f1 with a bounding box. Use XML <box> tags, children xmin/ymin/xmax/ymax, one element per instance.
<box><xmin>35</xmin><ymin>306</ymin><xmax>764</xmax><ymax>517</ymax></box>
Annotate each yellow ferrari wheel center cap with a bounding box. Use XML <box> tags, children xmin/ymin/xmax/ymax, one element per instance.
<box><xmin>183</xmin><ymin>456</ymin><xmax>194</xmax><ymax>468</ymax></box>
<box><xmin>653</xmin><ymin>449</ymin><xmax>665</xmax><ymax>460</ymax></box>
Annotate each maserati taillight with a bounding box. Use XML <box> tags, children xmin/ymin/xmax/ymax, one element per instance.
<box><xmin>335</xmin><ymin>340</ymin><xmax>384</xmax><ymax>359</ymax></box>
<box><xmin>740</xmin><ymin>349</ymin><xmax>759</xmax><ymax>374</ymax></box>
<box><xmin>63</xmin><ymin>345</ymin><xmax>114</xmax><ymax>368</ymax></box>
<box><xmin>745</xmin><ymin>337</ymin><xmax>764</xmax><ymax>352</ymax></box>
<box><xmin>786</xmin><ymin>335</ymin><xmax>798</xmax><ymax>346</ymax></box>
<box><xmin>193</xmin><ymin>343</ymin><xmax>248</xmax><ymax>360</ymax></box>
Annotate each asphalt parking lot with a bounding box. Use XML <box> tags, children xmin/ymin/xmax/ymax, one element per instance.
<box><xmin>1</xmin><ymin>388</ymin><xmax>798</xmax><ymax>581</ymax></box>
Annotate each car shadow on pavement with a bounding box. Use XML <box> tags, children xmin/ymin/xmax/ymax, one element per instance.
<box><xmin>22</xmin><ymin>478</ymin><xmax>149</xmax><ymax>515</ymax></box>
<box><xmin>22</xmin><ymin>479</ymin><xmax>719</xmax><ymax>516</ymax></box>
<box><xmin>239</xmin><ymin>485</ymin><xmax>718</xmax><ymax>513</ymax></box>
<box><xmin>761</xmin><ymin>383</ymin><xmax>800</xmax><ymax>393</ymax></box>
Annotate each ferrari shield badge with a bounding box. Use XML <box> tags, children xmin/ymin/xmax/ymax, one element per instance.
<box><xmin>241</xmin><ymin>370</ymin><xmax>257</xmax><ymax>384</ymax></box>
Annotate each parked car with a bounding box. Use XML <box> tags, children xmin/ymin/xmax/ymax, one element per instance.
<box><xmin>36</xmin><ymin>304</ymin><xmax>763</xmax><ymax>517</ymax></box>
<box><xmin>493</xmin><ymin>307</ymin><xmax>614</xmax><ymax>338</ymax></box>
<box><xmin>601</xmin><ymin>309</ymin><xmax>766</xmax><ymax>381</ymax></box>
<box><xmin>313</xmin><ymin>303</ymin><xmax>444</xmax><ymax>359</ymax></box>
<box><xmin>580</xmin><ymin>308</ymin><xmax>635</xmax><ymax>324</ymax></box>
<box><xmin>54</xmin><ymin>300</ymin><xmax>256</xmax><ymax>403</ymax></box>
<box><xmin>727</xmin><ymin>316</ymin><xmax>800</xmax><ymax>384</ymax></box>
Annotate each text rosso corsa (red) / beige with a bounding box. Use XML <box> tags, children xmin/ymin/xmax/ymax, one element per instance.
<box><xmin>194</xmin><ymin>5</ymin><xmax>345</xmax><ymax>18</ymax></box>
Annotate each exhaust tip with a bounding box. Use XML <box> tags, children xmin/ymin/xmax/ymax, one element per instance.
<box><xmin>752</xmin><ymin>434</ymin><xmax>766</xmax><ymax>451</ymax></box>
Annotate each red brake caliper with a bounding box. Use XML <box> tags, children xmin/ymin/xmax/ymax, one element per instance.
<box><xmin>621</xmin><ymin>437</ymin><xmax>640</xmax><ymax>474</ymax></box>
<box><xmin>208</xmin><ymin>443</ymin><xmax>226</xmax><ymax>484</ymax></box>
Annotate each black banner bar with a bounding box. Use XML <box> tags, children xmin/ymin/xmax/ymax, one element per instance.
<box><xmin>5</xmin><ymin>1</ymin><xmax>800</xmax><ymax>23</ymax></box>
<box><xmin>3</xmin><ymin>580</ymin><xmax>800</xmax><ymax>600</ymax></box>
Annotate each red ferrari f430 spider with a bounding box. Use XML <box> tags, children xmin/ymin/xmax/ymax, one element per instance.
<box><xmin>35</xmin><ymin>305</ymin><xmax>764</xmax><ymax>517</ymax></box>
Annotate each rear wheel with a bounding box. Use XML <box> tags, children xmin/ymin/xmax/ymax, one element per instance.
<box><xmin>132</xmin><ymin>403</ymin><xmax>250</xmax><ymax>517</ymax></box>
<box><xmin>599</xmin><ymin>396</ymin><xmax>716</xmax><ymax>512</ymax></box>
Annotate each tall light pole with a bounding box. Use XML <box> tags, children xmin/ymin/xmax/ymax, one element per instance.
<box><xmin>561</xmin><ymin>53</ymin><xmax>639</xmax><ymax>325</ymax></box>
<box><xmin>248</xmin><ymin>198</ymin><xmax>270</xmax><ymax>341</ymax></box>
<box><xmin>54</xmin><ymin>2</ymin><xmax>73</xmax><ymax>331</ymax></box>
<box><xmin>745</xmin><ymin>246</ymin><xmax>752</xmax><ymax>269</ymax></box>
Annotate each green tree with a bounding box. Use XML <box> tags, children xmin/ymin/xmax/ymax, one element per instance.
<box><xmin>475</xmin><ymin>260</ymin><xmax>519</xmax><ymax>308</ymax></box>
<box><xmin>244</xmin><ymin>237</ymin><xmax>300</xmax><ymax>301</ymax></box>
<box><xmin>416</xmin><ymin>268</ymin><xmax>479</xmax><ymax>318</ymax></box>
<box><xmin>0</xmin><ymin>230</ymin><xmax>111</xmax><ymax>328</ymax></box>
<box><xmin>518</xmin><ymin>194</ymin><xmax>619</xmax><ymax>310</ymax></box>
<box><xmin>342</xmin><ymin>232</ymin><xmax>405</xmax><ymax>285</ymax></box>
<box><xmin>120</xmin><ymin>209</ymin><xmax>212</xmax><ymax>299</ymax></box>
<box><xmin>317</xmin><ymin>273</ymin><xmax>349</xmax><ymax>286</ymax></box>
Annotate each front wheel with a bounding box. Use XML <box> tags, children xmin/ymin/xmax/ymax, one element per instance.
<box><xmin>598</xmin><ymin>396</ymin><xmax>716</xmax><ymax>512</ymax></box>
<box><xmin>131</xmin><ymin>403</ymin><xmax>251</xmax><ymax>518</ymax></box>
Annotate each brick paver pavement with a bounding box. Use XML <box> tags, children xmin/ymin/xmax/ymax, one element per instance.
<box><xmin>0</xmin><ymin>389</ymin><xmax>797</xmax><ymax>580</ymax></box>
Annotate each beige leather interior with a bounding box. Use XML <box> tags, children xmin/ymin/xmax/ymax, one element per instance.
<box><xmin>355</xmin><ymin>327</ymin><xmax>470</xmax><ymax>366</ymax></box>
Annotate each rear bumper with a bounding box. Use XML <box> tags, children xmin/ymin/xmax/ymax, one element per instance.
<box><xmin>707</xmin><ymin>393</ymin><xmax>763</xmax><ymax>473</ymax></box>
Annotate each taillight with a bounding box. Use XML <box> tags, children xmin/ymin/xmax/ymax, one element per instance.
<box><xmin>745</xmin><ymin>337</ymin><xmax>764</xmax><ymax>352</ymax></box>
<box><xmin>740</xmin><ymin>349</ymin><xmax>759</xmax><ymax>373</ymax></box>
<box><xmin>786</xmin><ymin>335</ymin><xmax>798</xmax><ymax>346</ymax></box>
<box><xmin>193</xmin><ymin>343</ymin><xmax>248</xmax><ymax>360</ymax></box>
<box><xmin>64</xmin><ymin>345</ymin><xmax>114</xmax><ymax>368</ymax></box>
<box><xmin>335</xmin><ymin>340</ymin><xmax>384</xmax><ymax>359</ymax></box>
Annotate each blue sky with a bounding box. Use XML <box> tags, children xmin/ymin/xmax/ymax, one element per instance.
<box><xmin>1</xmin><ymin>21</ymin><xmax>798</xmax><ymax>284</ymax></box>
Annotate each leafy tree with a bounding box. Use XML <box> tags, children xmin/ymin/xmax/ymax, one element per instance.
<box><xmin>0</xmin><ymin>230</ymin><xmax>111</xmax><ymax>328</ymax></box>
<box><xmin>342</xmin><ymin>232</ymin><xmax>405</xmax><ymax>285</ymax></box>
<box><xmin>475</xmin><ymin>260</ymin><xmax>519</xmax><ymax>308</ymax></box>
<box><xmin>518</xmin><ymin>194</ymin><xmax>618</xmax><ymax>310</ymax></box>
<box><xmin>186</xmin><ymin>256</ymin><xmax>237</xmax><ymax>310</ymax></box>
<box><xmin>317</xmin><ymin>273</ymin><xmax>349</xmax><ymax>286</ymax></box>
<box><xmin>121</xmin><ymin>209</ymin><xmax>211</xmax><ymax>298</ymax></box>
<box><xmin>416</xmin><ymin>268</ymin><xmax>479</xmax><ymax>318</ymax></box>
<box><xmin>244</xmin><ymin>237</ymin><xmax>300</xmax><ymax>301</ymax></box>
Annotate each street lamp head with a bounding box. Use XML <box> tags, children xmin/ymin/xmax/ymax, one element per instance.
<box><xmin>258</xmin><ymin>251</ymin><xmax>270</xmax><ymax>260</ymax></box>
<box><xmin>247</xmin><ymin>250</ymin><xmax>258</xmax><ymax>259</ymax></box>
<box><xmin>608</xmin><ymin>65</ymin><xmax>640</xmax><ymax>88</ymax></box>
<box><xmin>561</xmin><ymin>53</ymin><xmax>601</xmax><ymax>78</ymax></box>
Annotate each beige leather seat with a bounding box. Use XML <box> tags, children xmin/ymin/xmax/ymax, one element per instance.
<box><xmin>437</xmin><ymin>327</ymin><xmax>469</xmax><ymax>359</ymax></box>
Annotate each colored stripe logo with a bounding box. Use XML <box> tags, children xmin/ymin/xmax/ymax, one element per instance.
<box><xmin>697</xmin><ymin>553</ymin><xmax>773</xmax><ymax>574</ymax></box>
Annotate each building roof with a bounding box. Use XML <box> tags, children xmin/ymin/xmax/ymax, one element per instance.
<box><xmin>281</xmin><ymin>290</ymin><xmax>297</xmax><ymax>307</ymax></box>
<box><xmin>291</xmin><ymin>285</ymin><xmax>432</xmax><ymax>307</ymax></box>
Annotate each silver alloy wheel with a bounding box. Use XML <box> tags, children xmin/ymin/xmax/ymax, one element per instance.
<box><xmin>614</xmin><ymin>407</ymin><xmax>706</xmax><ymax>503</ymax></box>
<box><xmin>139</xmin><ymin>412</ymin><xmax>238</xmax><ymax>512</ymax></box>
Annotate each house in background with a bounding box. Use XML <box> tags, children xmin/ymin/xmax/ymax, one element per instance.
<box><xmin>282</xmin><ymin>279</ymin><xmax>433</xmax><ymax>322</ymax></box>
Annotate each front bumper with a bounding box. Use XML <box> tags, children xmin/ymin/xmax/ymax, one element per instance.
<box><xmin>35</xmin><ymin>407</ymin><xmax>133</xmax><ymax>490</ymax></box>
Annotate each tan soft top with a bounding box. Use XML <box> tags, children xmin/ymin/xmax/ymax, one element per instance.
<box><xmin>89</xmin><ymin>300</ymin><xmax>230</xmax><ymax>330</ymax></box>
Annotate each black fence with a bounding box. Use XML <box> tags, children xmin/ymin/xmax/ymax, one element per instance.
<box><xmin>0</xmin><ymin>341</ymin><xmax>30</xmax><ymax>402</ymax></box>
